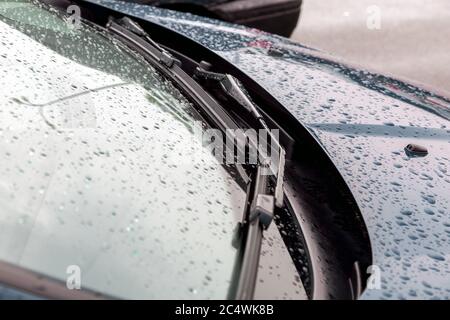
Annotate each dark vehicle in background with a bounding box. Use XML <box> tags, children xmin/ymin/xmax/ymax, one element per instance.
<box><xmin>123</xmin><ymin>0</ymin><xmax>303</xmax><ymax>36</ymax></box>
<box><xmin>0</xmin><ymin>0</ymin><xmax>449</xmax><ymax>300</ymax></box>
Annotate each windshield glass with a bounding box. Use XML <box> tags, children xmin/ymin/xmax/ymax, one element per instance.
<box><xmin>0</xmin><ymin>0</ymin><xmax>247</xmax><ymax>299</ymax></box>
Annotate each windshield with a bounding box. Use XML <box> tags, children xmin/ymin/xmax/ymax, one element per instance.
<box><xmin>0</xmin><ymin>0</ymin><xmax>247</xmax><ymax>299</ymax></box>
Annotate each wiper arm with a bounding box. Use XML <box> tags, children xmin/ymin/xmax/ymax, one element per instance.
<box><xmin>193</xmin><ymin>65</ymin><xmax>286</xmax><ymax>299</ymax></box>
<box><xmin>107</xmin><ymin>16</ymin><xmax>177</xmax><ymax>68</ymax></box>
<box><xmin>194</xmin><ymin>65</ymin><xmax>285</xmax><ymax>205</ymax></box>
<box><xmin>229</xmin><ymin>162</ymin><xmax>277</xmax><ymax>300</ymax></box>
<box><xmin>106</xmin><ymin>17</ymin><xmax>230</xmax><ymax>130</ymax></box>
<box><xmin>107</xmin><ymin>17</ymin><xmax>286</xmax><ymax>300</ymax></box>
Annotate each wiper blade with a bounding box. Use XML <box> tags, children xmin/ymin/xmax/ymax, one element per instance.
<box><xmin>194</xmin><ymin>64</ymin><xmax>285</xmax><ymax>206</ymax></box>
<box><xmin>106</xmin><ymin>17</ymin><xmax>286</xmax><ymax>300</ymax></box>
<box><xmin>107</xmin><ymin>16</ymin><xmax>178</xmax><ymax>68</ymax></box>
<box><xmin>193</xmin><ymin>65</ymin><xmax>286</xmax><ymax>299</ymax></box>
<box><xmin>106</xmin><ymin>17</ymin><xmax>244</xmax><ymax>138</ymax></box>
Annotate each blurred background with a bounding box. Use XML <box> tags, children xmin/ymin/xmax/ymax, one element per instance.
<box><xmin>292</xmin><ymin>0</ymin><xmax>450</xmax><ymax>96</ymax></box>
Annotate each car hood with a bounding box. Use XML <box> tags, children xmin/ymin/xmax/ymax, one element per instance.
<box><xmin>87</xmin><ymin>0</ymin><xmax>450</xmax><ymax>299</ymax></box>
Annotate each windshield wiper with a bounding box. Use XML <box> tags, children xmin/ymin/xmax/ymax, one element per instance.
<box><xmin>194</xmin><ymin>67</ymin><xmax>285</xmax><ymax>300</ymax></box>
<box><xmin>106</xmin><ymin>17</ymin><xmax>242</xmax><ymax>136</ymax></box>
<box><xmin>107</xmin><ymin>16</ymin><xmax>254</xmax><ymax>178</ymax></box>
<box><xmin>106</xmin><ymin>16</ymin><xmax>286</xmax><ymax>300</ymax></box>
<box><xmin>194</xmin><ymin>64</ymin><xmax>285</xmax><ymax>208</ymax></box>
<box><xmin>107</xmin><ymin>16</ymin><xmax>177</xmax><ymax>68</ymax></box>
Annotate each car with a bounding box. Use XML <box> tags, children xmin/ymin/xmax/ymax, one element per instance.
<box><xmin>0</xmin><ymin>0</ymin><xmax>449</xmax><ymax>300</ymax></box>
<box><xmin>120</xmin><ymin>0</ymin><xmax>303</xmax><ymax>37</ymax></box>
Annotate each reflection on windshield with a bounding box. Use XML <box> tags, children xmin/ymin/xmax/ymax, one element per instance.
<box><xmin>0</xmin><ymin>0</ymin><xmax>246</xmax><ymax>299</ymax></box>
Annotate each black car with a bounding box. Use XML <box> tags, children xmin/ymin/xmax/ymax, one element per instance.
<box><xmin>0</xmin><ymin>0</ymin><xmax>449</xmax><ymax>301</ymax></box>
